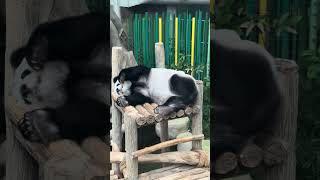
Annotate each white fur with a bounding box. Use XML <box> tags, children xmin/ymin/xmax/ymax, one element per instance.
<box><xmin>11</xmin><ymin>59</ymin><xmax>69</xmax><ymax>111</ymax></box>
<box><xmin>115</xmin><ymin>68</ymin><xmax>196</xmax><ymax>106</ymax></box>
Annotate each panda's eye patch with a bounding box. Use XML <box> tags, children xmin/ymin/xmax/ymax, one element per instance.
<box><xmin>20</xmin><ymin>84</ymin><xmax>31</xmax><ymax>97</ymax></box>
<box><xmin>21</xmin><ymin>70</ymin><xmax>31</xmax><ymax>79</ymax></box>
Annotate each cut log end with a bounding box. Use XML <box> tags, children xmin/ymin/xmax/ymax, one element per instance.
<box><xmin>177</xmin><ymin>109</ymin><xmax>185</xmax><ymax>117</ymax></box>
<box><xmin>239</xmin><ymin>143</ymin><xmax>263</xmax><ymax>168</ymax></box>
<box><xmin>213</xmin><ymin>152</ymin><xmax>238</xmax><ymax>175</ymax></box>
<box><xmin>263</xmin><ymin>139</ymin><xmax>288</xmax><ymax>166</ymax></box>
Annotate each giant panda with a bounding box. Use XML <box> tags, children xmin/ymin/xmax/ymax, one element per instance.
<box><xmin>113</xmin><ymin>65</ymin><xmax>199</xmax><ymax>116</ymax></box>
<box><xmin>10</xmin><ymin>13</ymin><xmax>110</xmax><ymax>145</ymax></box>
<box><xmin>211</xmin><ymin>29</ymin><xmax>282</xmax><ymax>167</ymax></box>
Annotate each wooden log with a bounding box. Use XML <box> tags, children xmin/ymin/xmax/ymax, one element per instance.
<box><xmin>263</xmin><ymin>59</ymin><xmax>298</xmax><ymax>180</ymax></box>
<box><xmin>151</xmin><ymin>103</ymin><xmax>158</xmax><ymax>109</ymax></box>
<box><xmin>262</xmin><ymin>138</ymin><xmax>288</xmax><ymax>166</ymax></box>
<box><xmin>139</xmin><ymin>165</ymin><xmax>192</xmax><ymax>180</ymax></box>
<box><xmin>135</xmin><ymin>105</ymin><xmax>152</xmax><ymax>118</ymax></box>
<box><xmin>110</xmin><ymin>141</ymin><xmax>122</xmax><ymax>177</ymax></box>
<box><xmin>213</xmin><ymin>152</ymin><xmax>238</xmax><ymax>175</ymax></box>
<box><xmin>110</xmin><ymin>174</ymin><xmax>118</xmax><ymax>180</ymax></box>
<box><xmin>239</xmin><ymin>143</ymin><xmax>263</xmax><ymax>168</ymax></box>
<box><xmin>155</xmin><ymin>42</ymin><xmax>168</xmax><ymax>166</ymax></box>
<box><xmin>177</xmin><ymin>109</ymin><xmax>185</xmax><ymax>118</ymax></box>
<box><xmin>169</xmin><ymin>111</ymin><xmax>177</xmax><ymax>119</ymax></box>
<box><xmin>81</xmin><ymin>137</ymin><xmax>108</xmax><ymax>167</ymax></box>
<box><xmin>143</xmin><ymin>103</ymin><xmax>162</xmax><ymax>122</ymax></box>
<box><xmin>155</xmin><ymin>42</ymin><xmax>165</xmax><ymax>68</ymax></box>
<box><xmin>191</xmin><ymin>81</ymin><xmax>204</xmax><ymax>150</ymax></box>
<box><xmin>124</xmin><ymin>112</ymin><xmax>138</xmax><ymax>179</ymax></box>
<box><xmin>111</xmin><ymin>47</ymin><xmax>125</xmax><ymax>173</ymax></box>
<box><xmin>192</xmin><ymin>105</ymin><xmax>201</xmax><ymax>114</ymax></box>
<box><xmin>123</xmin><ymin>106</ymin><xmax>146</xmax><ymax>126</ymax></box>
<box><xmin>46</xmin><ymin>140</ymin><xmax>105</xmax><ymax>180</ymax></box>
<box><xmin>185</xmin><ymin>106</ymin><xmax>193</xmax><ymax>116</ymax></box>
<box><xmin>110</xmin><ymin>170</ymin><xmax>115</xmax><ymax>175</ymax></box>
<box><xmin>160</xmin><ymin>119</ymin><xmax>169</xmax><ymax>154</ymax></box>
<box><xmin>135</xmin><ymin>105</ymin><xmax>154</xmax><ymax>124</ymax></box>
<box><xmin>157</xmin><ymin>168</ymin><xmax>207</xmax><ymax>180</ymax></box>
<box><xmin>110</xmin><ymin>151</ymin><xmax>209</xmax><ymax>166</ymax></box>
<box><xmin>180</xmin><ymin>171</ymin><xmax>210</xmax><ymax>180</ymax></box>
<box><xmin>132</xmin><ymin>134</ymin><xmax>204</xmax><ymax>158</ymax></box>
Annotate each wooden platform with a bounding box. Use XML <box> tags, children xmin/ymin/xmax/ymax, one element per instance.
<box><xmin>110</xmin><ymin>165</ymin><xmax>210</xmax><ymax>180</ymax></box>
<box><xmin>111</xmin><ymin>92</ymin><xmax>200</xmax><ymax>127</ymax></box>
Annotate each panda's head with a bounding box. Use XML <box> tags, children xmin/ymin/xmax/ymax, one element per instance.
<box><xmin>11</xmin><ymin>58</ymin><xmax>70</xmax><ymax>111</ymax></box>
<box><xmin>113</xmin><ymin>74</ymin><xmax>132</xmax><ymax>96</ymax></box>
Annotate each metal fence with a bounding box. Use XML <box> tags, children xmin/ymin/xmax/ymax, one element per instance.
<box><xmin>127</xmin><ymin>10</ymin><xmax>210</xmax><ymax>80</ymax></box>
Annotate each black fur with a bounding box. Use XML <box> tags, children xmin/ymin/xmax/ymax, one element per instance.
<box><xmin>11</xmin><ymin>13</ymin><xmax>109</xmax><ymax>144</ymax></box>
<box><xmin>211</xmin><ymin>30</ymin><xmax>282</xmax><ymax>163</ymax></box>
<box><xmin>10</xmin><ymin>13</ymin><xmax>108</xmax><ymax>70</ymax></box>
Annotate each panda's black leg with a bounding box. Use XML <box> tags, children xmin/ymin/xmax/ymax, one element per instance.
<box><xmin>154</xmin><ymin>74</ymin><xmax>198</xmax><ymax>116</ymax></box>
<box><xmin>154</xmin><ymin>96</ymin><xmax>186</xmax><ymax>116</ymax></box>
<box><xmin>116</xmin><ymin>92</ymin><xmax>152</xmax><ymax>107</ymax></box>
<box><xmin>19</xmin><ymin>109</ymin><xmax>61</xmax><ymax>144</ymax></box>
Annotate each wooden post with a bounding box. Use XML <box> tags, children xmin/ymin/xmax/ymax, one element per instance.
<box><xmin>155</xmin><ymin>42</ymin><xmax>169</xmax><ymax>154</ymax></box>
<box><xmin>191</xmin><ymin>81</ymin><xmax>203</xmax><ymax>150</ymax></box>
<box><xmin>264</xmin><ymin>59</ymin><xmax>298</xmax><ymax>180</ymax></box>
<box><xmin>155</xmin><ymin>42</ymin><xmax>165</xmax><ymax>68</ymax></box>
<box><xmin>111</xmin><ymin>47</ymin><xmax>124</xmax><ymax>175</ymax></box>
<box><xmin>124</xmin><ymin>113</ymin><xmax>139</xmax><ymax>180</ymax></box>
<box><xmin>5</xmin><ymin>1</ymin><xmax>88</xmax><ymax>180</ymax></box>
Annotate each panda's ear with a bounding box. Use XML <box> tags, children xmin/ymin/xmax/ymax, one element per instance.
<box><xmin>10</xmin><ymin>46</ymin><xmax>28</xmax><ymax>69</ymax></box>
<box><xmin>119</xmin><ymin>73</ymin><xmax>125</xmax><ymax>83</ymax></box>
<box><xmin>113</xmin><ymin>76</ymin><xmax>118</xmax><ymax>83</ymax></box>
<box><xmin>31</xmin><ymin>36</ymin><xmax>48</xmax><ymax>61</ymax></box>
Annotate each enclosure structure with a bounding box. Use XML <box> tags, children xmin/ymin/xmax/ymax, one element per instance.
<box><xmin>4</xmin><ymin>1</ymin><xmax>108</xmax><ymax>180</ymax></box>
<box><xmin>112</xmin><ymin>0</ymin><xmax>210</xmax><ymax>80</ymax></box>
<box><xmin>110</xmin><ymin>43</ymin><xmax>210</xmax><ymax>180</ymax></box>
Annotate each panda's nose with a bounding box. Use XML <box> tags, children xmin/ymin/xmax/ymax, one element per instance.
<box><xmin>116</xmin><ymin>89</ymin><xmax>120</xmax><ymax>94</ymax></box>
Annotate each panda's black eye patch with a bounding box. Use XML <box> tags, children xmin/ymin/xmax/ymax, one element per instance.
<box><xmin>21</xmin><ymin>70</ymin><xmax>31</xmax><ymax>79</ymax></box>
<box><xmin>20</xmin><ymin>84</ymin><xmax>30</xmax><ymax>98</ymax></box>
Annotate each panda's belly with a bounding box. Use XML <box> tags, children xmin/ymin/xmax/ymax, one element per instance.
<box><xmin>144</xmin><ymin>68</ymin><xmax>184</xmax><ymax>105</ymax></box>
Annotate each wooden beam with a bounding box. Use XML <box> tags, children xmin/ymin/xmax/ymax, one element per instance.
<box><xmin>110</xmin><ymin>151</ymin><xmax>209</xmax><ymax>167</ymax></box>
<box><xmin>132</xmin><ymin>134</ymin><xmax>204</xmax><ymax>158</ymax></box>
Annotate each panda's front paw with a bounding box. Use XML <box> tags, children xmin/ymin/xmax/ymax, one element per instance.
<box><xmin>18</xmin><ymin>111</ymin><xmax>41</xmax><ymax>142</ymax></box>
<box><xmin>116</xmin><ymin>96</ymin><xmax>128</xmax><ymax>107</ymax></box>
<box><xmin>27</xmin><ymin>59</ymin><xmax>44</xmax><ymax>71</ymax></box>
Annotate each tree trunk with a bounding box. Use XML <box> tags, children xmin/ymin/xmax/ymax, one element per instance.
<box><xmin>5</xmin><ymin>1</ymin><xmax>88</xmax><ymax>180</ymax></box>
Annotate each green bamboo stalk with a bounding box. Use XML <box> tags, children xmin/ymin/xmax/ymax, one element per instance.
<box><xmin>309</xmin><ymin>0</ymin><xmax>318</xmax><ymax>50</ymax></box>
<box><xmin>134</xmin><ymin>14</ymin><xmax>138</xmax><ymax>60</ymax></box>
<box><xmin>206</xmin><ymin>22</ymin><xmax>210</xmax><ymax>79</ymax></box>
<box><xmin>165</xmin><ymin>12</ymin><xmax>170</xmax><ymax>65</ymax></box>
<box><xmin>196</xmin><ymin>10</ymin><xmax>202</xmax><ymax>79</ymax></box>
<box><xmin>145</xmin><ymin>12</ymin><xmax>149</xmax><ymax>66</ymax></box>
<box><xmin>178</xmin><ymin>14</ymin><xmax>181</xmax><ymax>63</ymax></box>
<box><xmin>186</xmin><ymin>13</ymin><xmax>191</xmax><ymax>64</ymax></box>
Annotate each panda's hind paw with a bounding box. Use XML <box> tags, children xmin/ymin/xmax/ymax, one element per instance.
<box><xmin>116</xmin><ymin>96</ymin><xmax>128</xmax><ymax>107</ymax></box>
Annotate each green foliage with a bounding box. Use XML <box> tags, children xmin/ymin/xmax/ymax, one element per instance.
<box><xmin>213</xmin><ymin>0</ymin><xmax>302</xmax><ymax>39</ymax></box>
<box><xmin>168</xmin><ymin>54</ymin><xmax>211</xmax><ymax>138</ymax></box>
<box><xmin>296</xmin><ymin>49</ymin><xmax>320</xmax><ymax>180</ymax></box>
